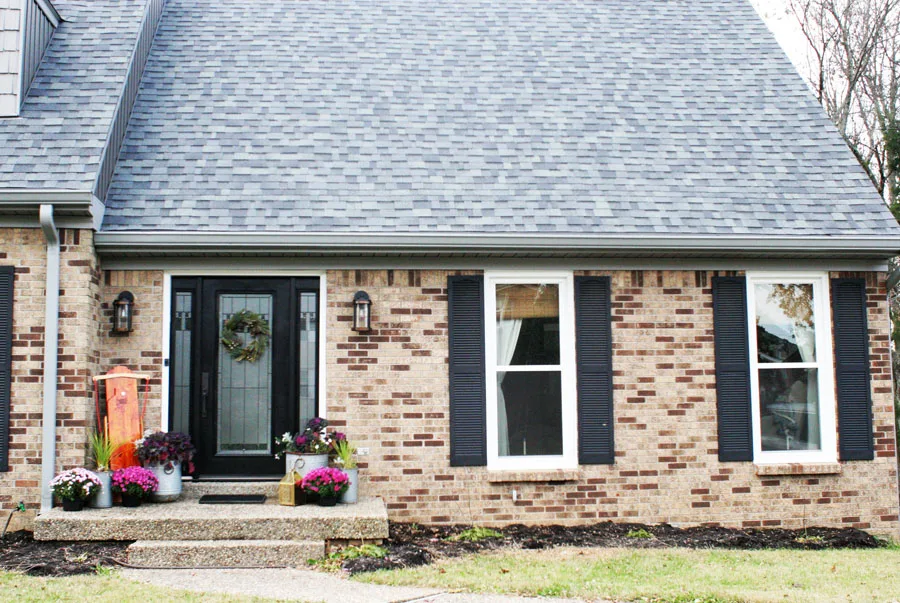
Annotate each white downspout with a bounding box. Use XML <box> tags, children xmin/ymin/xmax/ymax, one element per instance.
<box><xmin>39</xmin><ymin>205</ymin><xmax>59</xmax><ymax>514</ymax></box>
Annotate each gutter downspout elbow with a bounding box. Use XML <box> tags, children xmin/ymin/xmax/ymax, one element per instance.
<box><xmin>39</xmin><ymin>205</ymin><xmax>59</xmax><ymax>514</ymax></box>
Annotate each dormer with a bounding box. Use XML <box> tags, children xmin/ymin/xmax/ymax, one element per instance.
<box><xmin>0</xmin><ymin>0</ymin><xmax>60</xmax><ymax>117</ymax></box>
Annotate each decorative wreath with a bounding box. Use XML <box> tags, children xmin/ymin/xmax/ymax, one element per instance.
<box><xmin>220</xmin><ymin>309</ymin><xmax>271</xmax><ymax>363</ymax></box>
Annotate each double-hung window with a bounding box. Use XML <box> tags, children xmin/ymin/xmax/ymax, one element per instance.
<box><xmin>746</xmin><ymin>273</ymin><xmax>837</xmax><ymax>464</ymax></box>
<box><xmin>484</xmin><ymin>272</ymin><xmax>578</xmax><ymax>470</ymax></box>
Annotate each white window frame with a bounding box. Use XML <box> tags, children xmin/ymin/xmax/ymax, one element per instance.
<box><xmin>746</xmin><ymin>272</ymin><xmax>837</xmax><ymax>465</ymax></box>
<box><xmin>484</xmin><ymin>271</ymin><xmax>578</xmax><ymax>471</ymax></box>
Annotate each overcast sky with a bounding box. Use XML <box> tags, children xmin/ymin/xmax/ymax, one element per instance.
<box><xmin>749</xmin><ymin>0</ymin><xmax>810</xmax><ymax>74</ymax></box>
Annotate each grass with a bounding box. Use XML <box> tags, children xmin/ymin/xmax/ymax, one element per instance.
<box><xmin>446</xmin><ymin>527</ymin><xmax>504</xmax><ymax>542</ymax></box>
<box><xmin>309</xmin><ymin>543</ymin><xmax>388</xmax><ymax>571</ymax></box>
<box><xmin>356</xmin><ymin>546</ymin><xmax>900</xmax><ymax>603</ymax></box>
<box><xmin>0</xmin><ymin>571</ymin><xmax>276</xmax><ymax>602</ymax></box>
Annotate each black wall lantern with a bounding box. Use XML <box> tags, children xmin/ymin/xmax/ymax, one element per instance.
<box><xmin>352</xmin><ymin>290</ymin><xmax>372</xmax><ymax>332</ymax></box>
<box><xmin>112</xmin><ymin>291</ymin><xmax>135</xmax><ymax>334</ymax></box>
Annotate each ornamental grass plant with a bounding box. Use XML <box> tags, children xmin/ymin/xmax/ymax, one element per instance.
<box><xmin>332</xmin><ymin>439</ymin><xmax>358</xmax><ymax>469</ymax></box>
<box><xmin>89</xmin><ymin>431</ymin><xmax>117</xmax><ymax>472</ymax></box>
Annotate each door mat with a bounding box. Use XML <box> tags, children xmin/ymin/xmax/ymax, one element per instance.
<box><xmin>198</xmin><ymin>494</ymin><xmax>267</xmax><ymax>504</ymax></box>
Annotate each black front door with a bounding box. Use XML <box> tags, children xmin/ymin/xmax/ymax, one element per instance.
<box><xmin>168</xmin><ymin>277</ymin><xmax>320</xmax><ymax>478</ymax></box>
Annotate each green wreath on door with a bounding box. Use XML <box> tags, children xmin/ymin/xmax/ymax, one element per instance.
<box><xmin>220</xmin><ymin>309</ymin><xmax>271</xmax><ymax>363</ymax></box>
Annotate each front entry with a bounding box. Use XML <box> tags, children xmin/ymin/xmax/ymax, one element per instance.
<box><xmin>168</xmin><ymin>277</ymin><xmax>320</xmax><ymax>477</ymax></box>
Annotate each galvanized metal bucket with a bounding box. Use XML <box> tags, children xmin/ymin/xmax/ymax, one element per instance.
<box><xmin>88</xmin><ymin>471</ymin><xmax>113</xmax><ymax>508</ymax></box>
<box><xmin>285</xmin><ymin>453</ymin><xmax>329</xmax><ymax>478</ymax></box>
<box><xmin>148</xmin><ymin>461</ymin><xmax>183</xmax><ymax>502</ymax></box>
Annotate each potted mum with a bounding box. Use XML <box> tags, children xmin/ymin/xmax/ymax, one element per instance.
<box><xmin>111</xmin><ymin>466</ymin><xmax>158</xmax><ymax>507</ymax></box>
<box><xmin>50</xmin><ymin>468</ymin><xmax>102</xmax><ymax>512</ymax></box>
<box><xmin>275</xmin><ymin>417</ymin><xmax>340</xmax><ymax>477</ymax></box>
<box><xmin>299</xmin><ymin>467</ymin><xmax>350</xmax><ymax>507</ymax></box>
<box><xmin>88</xmin><ymin>431</ymin><xmax>117</xmax><ymax>508</ymax></box>
<box><xmin>135</xmin><ymin>430</ymin><xmax>195</xmax><ymax>502</ymax></box>
<box><xmin>332</xmin><ymin>439</ymin><xmax>359</xmax><ymax>504</ymax></box>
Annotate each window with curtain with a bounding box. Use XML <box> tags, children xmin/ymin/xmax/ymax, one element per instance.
<box><xmin>747</xmin><ymin>274</ymin><xmax>837</xmax><ymax>464</ymax></box>
<box><xmin>485</xmin><ymin>272</ymin><xmax>577</xmax><ymax>470</ymax></box>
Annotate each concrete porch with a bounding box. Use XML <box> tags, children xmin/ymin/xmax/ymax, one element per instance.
<box><xmin>33</xmin><ymin>482</ymin><xmax>389</xmax><ymax>568</ymax></box>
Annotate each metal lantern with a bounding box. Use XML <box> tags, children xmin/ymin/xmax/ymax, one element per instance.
<box><xmin>112</xmin><ymin>291</ymin><xmax>135</xmax><ymax>334</ymax></box>
<box><xmin>352</xmin><ymin>290</ymin><xmax>372</xmax><ymax>332</ymax></box>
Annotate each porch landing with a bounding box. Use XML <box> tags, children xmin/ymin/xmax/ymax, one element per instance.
<box><xmin>33</xmin><ymin>484</ymin><xmax>389</xmax><ymax>568</ymax></box>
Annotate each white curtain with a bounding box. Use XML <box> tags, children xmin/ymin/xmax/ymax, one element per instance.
<box><xmin>496</xmin><ymin>318</ymin><xmax>522</xmax><ymax>456</ymax></box>
<box><xmin>791</xmin><ymin>324</ymin><xmax>820</xmax><ymax>449</ymax></box>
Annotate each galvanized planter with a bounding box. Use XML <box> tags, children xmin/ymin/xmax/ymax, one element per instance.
<box><xmin>147</xmin><ymin>461</ymin><xmax>183</xmax><ymax>502</ymax></box>
<box><xmin>89</xmin><ymin>471</ymin><xmax>113</xmax><ymax>508</ymax></box>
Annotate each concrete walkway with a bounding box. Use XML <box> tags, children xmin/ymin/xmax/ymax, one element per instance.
<box><xmin>121</xmin><ymin>567</ymin><xmax>591</xmax><ymax>603</ymax></box>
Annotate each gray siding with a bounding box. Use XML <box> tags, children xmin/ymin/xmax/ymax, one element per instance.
<box><xmin>21</xmin><ymin>0</ymin><xmax>55</xmax><ymax>103</ymax></box>
<box><xmin>0</xmin><ymin>4</ymin><xmax>22</xmax><ymax>116</ymax></box>
<box><xmin>94</xmin><ymin>0</ymin><xmax>165</xmax><ymax>202</ymax></box>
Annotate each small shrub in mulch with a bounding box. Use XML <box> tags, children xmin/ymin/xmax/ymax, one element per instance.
<box><xmin>0</xmin><ymin>531</ymin><xmax>129</xmax><ymax>576</ymax></box>
<box><xmin>340</xmin><ymin>521</ymin><xmax>884</xmax><ymax>575</ymax></box>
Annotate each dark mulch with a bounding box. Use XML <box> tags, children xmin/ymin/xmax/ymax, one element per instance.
<box><xmin>342</xmin><ymin>521</ymin><xmax>884</xmax><ymax>574</ymax></box>
<box><xmin>0</xmin><ymin>531</ymin><xmax>129</xmax><ymax>577</ymax></box>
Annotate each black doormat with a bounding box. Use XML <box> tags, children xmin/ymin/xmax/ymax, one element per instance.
<box><xmin>198</xmin><ymin>494</ymin><xmax>267</xmax><ymax>504</ymax></box>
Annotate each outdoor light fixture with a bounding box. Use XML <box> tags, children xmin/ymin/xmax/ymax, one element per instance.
<box><xmin>352</xmin><ymin>290</ymin><xmax>372</xmax><ymax>332</ymax></box>
<box><xmin>112</xmin><ymin>291</ymin><xmax>135</xmax><ymax>334</ymax></box>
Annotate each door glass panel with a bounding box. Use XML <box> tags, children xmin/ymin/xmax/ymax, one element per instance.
<box><xmin>299</xmin><ymin>291</ymin><xmax>318</xmax><ymax>426</ymax></box>
<box><xmin>217</xmin><ymin>294</ymin><xmax>273</xmax><ymax>455</ymax></box>
<box><xmin>171</xmin><ymin>291</ymin><xmax>192</xmax><ymax>434</ymax></box>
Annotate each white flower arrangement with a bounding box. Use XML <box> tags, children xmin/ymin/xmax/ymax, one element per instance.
<box><xmin>49</xmin><ymin>468</ymin><xmax>102</xmax><ymax>502</ymax></box>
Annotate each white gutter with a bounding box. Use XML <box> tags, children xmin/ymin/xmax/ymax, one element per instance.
<box><xmin>93</xmin><ymin>231</ymin><xmax>900</xmax><ymax>259</ymax></box>
<box><xmin>38</xmin><ymin>205</ymin><xmax>59</xmax><ymax>514</ymax></box>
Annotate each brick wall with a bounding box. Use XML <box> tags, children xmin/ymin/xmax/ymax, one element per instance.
<box><xmin>0</xmin><ymin>228</ymin><xmax>99</xmax><ymax>530</ymax></box>
<box><xmin>327</xmin><ymin>269</ymin><xmax>899</xmax><ymax>536</ymax></box>
<box><xmin>99</xmin><ymin>271</ymin><xmax>165</xmax><ymax>431</ymax></box>
<box><xmin>21</xmin><ymin>266</ymin><xmax>896</xmax><ymax>536</ymax></box>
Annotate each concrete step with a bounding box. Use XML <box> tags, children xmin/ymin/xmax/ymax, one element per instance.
<box><xmin>127</xmin><ymin>539</ymin><xmax>325</xmax><ymax>568</ymax></box>
<box><xmin>34</xmin><ymin>496</ymin><xmax>388</xmax><ymax>542</ymax></box>
<box><xmin>181</xmin><ymin>480</ymin><xmax>280</xmax><ymax>499</ymax></box>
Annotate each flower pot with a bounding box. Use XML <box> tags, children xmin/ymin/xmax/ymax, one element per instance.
<box><xmin>89</xmin><ymin>471</ymin><xmax>113</xmax><ymax>509</ymax></box>
<box><xmin>285</xmin><ymin>453</ymin><xmax>329</xmax><ymax>478</ymax></box>
<box><xmin>339</xmin><ymin>468</ymin><xmax>358</xmax><ymax>504</ymax></box>
<box><xmin>147</xmin><ymin>461</ymin><xmax>182</xmax><ymax>502</ymax></box>
<box><xmin>120</xmin><ymin>493</ymin><xmax>142</xmax><ymax>508</ymax></box>
<box><xmin>317</xmin><ymin>495</ymin><xmax>337</xmax><ymax>507</ymax></box>
<box><xmin>61</xmin><ymin>498</ymin><xmax>84</xmax><ymax>512</ymax></box>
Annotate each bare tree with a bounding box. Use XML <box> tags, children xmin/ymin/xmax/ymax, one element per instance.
<box><xmin>788</xmin><ymin>0</ymin><xmax>900</xmax><ymax>204</ymax></box>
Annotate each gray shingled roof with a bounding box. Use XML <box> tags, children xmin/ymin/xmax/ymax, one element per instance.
<box><xmin>99</xmin><ymin>0</ymin><xmax>900</xmax><ymax>236</ymax></box>
<box><xmin>0</xmin><ymin>1</ymin><xmax>148</xmax><ymax>190</ymax></box>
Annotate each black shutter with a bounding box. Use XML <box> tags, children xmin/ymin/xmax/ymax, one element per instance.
<box><xmin>712</xmin><ymin>276</ymin><xmax>753</xmax><ymax>462</ymax></box>
<box><xmin>0</xmin><ymin>267</ymin><xmax>13</xmax><ymax>472</ymax></box>
<box><xmin>448</xmin><ymin>275</ymin><xmax>486</xmax><ymax>466</ymax></box>
<box><xmin>574</xmin><ymin>276</ymin><xmax>614</xmax><ymax>464</ymax></box>
<box><xmin>832</xmin><ymin>278</ymin><xmax>874</xmax><ymax>461</ymax></box>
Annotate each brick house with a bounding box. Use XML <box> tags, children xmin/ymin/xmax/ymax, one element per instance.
<box><xmin>1</xmin><ymin>0</ymin><xmax>899</xmax><ymax>537</ymax></box>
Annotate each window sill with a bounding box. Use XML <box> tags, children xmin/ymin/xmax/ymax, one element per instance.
<box><xmin>487</xmin><ymin>470</ymin><xmax>580</xmax><ymax>483</ymax></box>
<box><xmin>754</xmin><ymin>463</ymin><xmax>842</xmax><ymax>477</ymax></box>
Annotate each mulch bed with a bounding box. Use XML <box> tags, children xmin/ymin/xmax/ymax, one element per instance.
<box><xmin>0</xmin><ymin>520</ymin><xmax>884</xmax><ymax>577</ymax></box>
<box><xmin>342</xmin><ymin>521</ymin><xmax>884</xmax><ymax>574</ymax></box>
<box><xmin>0</xmin><ymin>531</ymin><xmax>128</xmax><ymax>577</ymax></box>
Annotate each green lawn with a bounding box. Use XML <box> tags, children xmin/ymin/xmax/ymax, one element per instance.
<box><xmin>0</xmin><ymin>571</ymin><xmax>272</xmax><ymax>603</ymax></box>
<box><xmin>356</xmin><ymin>546</ymin><xmax>900</xmax><ymax>603</ymax></box>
